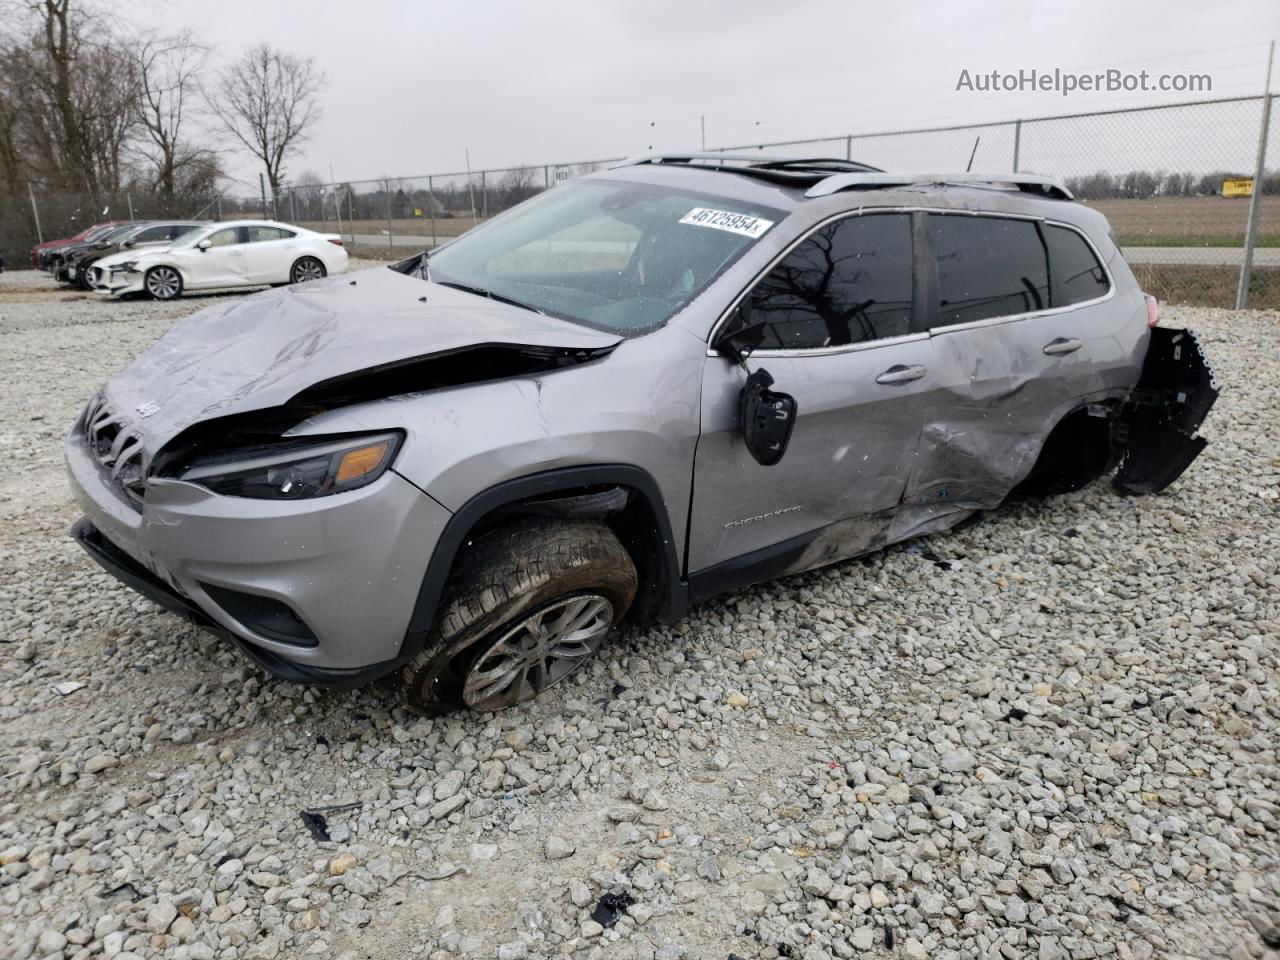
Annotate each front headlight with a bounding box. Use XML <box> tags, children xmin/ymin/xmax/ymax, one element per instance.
<box><xmin>180</xmin><ymin>432</ymin><xmax>402</xmax><ymax>499</ymax></box>
<box><xmin>119</xmin><ymin>261</ymin><xmax>139</xmax><ymax>272</ymax></box>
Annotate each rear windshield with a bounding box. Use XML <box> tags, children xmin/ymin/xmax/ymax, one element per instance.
<box><xmin>419</xmin><ymin>179</ymin><xmax>784</xmax><ymax>334</ymax></box>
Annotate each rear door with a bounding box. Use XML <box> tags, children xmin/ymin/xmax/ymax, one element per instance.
<box><xmin>690</xmin><ymin>212</ymin><xmax>937</xmax><ymax>573</ymax></box>
<box><xmin>908</xmin><ymin>213</ymin><xmax>1118</xmax><ymax>507</ymax></box>
<box><xmin>243</xmin><ymin>225</ymin><xmax>300</xmax><ymax>283</ymax></box>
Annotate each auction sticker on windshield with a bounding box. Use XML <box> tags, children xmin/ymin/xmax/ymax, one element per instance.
<box><xmin>679</xmin><ymin>207</ymin><xmax>774</xmax><ymax>239</ymax></box>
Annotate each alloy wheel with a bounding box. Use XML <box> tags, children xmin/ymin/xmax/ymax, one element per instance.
<box><xmin>462</xmin><ymin>594</ymin><xmax>614</xmax><ymax>710</ymax></box>
<box><xmin>146</xmin><ymin>267</ymin><xmax>180</xmax><ymax>300</ymax></box>
<box><xmin>292</xmin><ymin>258</ymin><xmax>325</xmax><ymax>283</ymax></box>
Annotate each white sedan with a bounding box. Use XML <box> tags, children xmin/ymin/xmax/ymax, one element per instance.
<box><xmin>89</xmin><ymin>220</ymin><xmax>349</xmax><ymax>300</ymax></box>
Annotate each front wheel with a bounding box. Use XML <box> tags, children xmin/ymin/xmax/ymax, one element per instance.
<box><xmin>145</xmin><ymin>266</ymin><xmax>183</xmax><ymax>301</ymax></box>
<box><xmin>401</xmin><ymin>519</ymin><xmax>637</xmax><ymax>714</ymax></box>
<box><xmin>290</xmin><ymin>257</ymin><xmax>326</xmax><ymax>284</ymax></box>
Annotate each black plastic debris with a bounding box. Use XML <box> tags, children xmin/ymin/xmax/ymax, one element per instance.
<box><xmin>920</xmin><ymin>548</ymin><xmax>953</xmax><ymax>571</ymax></box>
<box><xmin>777</xmin><ymin>943</ymin><xmax>794</xmax><ymax>958</ymax></box>
<box><xmin>104</xmin><ymin>881</ymin><xmax>141</xmax><ymax>901</ymax></box>
<box><xmin>300</xmin><ymin>810</ymin><xmax>331</xmax><ymax>842</ymax></box>
<box><xmin>590</xmin><ymin>891</ymin><xmax>635</xmax><ymax>929</ymax></box>
<box><xmin>884</xmin><ymin>926</ymin><xmax>895</xmax><ymax>948</ymax></box>
<box><xmin>1001</xmin><ymin>707</ymin><xmax>1029</xmax><ymax>722</ymax></box>
<box><xmin>1063</xmin><ymin>527</ymin><xmax>1079</xmax><ymax>538</ymax></box>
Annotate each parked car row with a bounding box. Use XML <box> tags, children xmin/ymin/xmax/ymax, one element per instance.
<box><xmin>32</xmin><ymin>219</ymin><xmax>349</xmax><ymax>299</ymax></box>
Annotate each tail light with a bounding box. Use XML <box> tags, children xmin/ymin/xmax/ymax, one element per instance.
<box><xmin>327</xmin><ymin>238</ymin><xmax>344</xmax><ymax>247</ymax></box>
<box><xmin>1143</xmin><ymin>293</ymin><xmax>1159</xmax><ymax>328</ymax></box>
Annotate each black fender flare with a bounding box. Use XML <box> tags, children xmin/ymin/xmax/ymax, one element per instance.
<box><xmin>398</xmin><ymin>463</ymin><xmax>687</xmax><ymax>664</ymax></box>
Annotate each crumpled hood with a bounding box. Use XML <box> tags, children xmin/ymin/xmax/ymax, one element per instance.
<box><xmin>100</xmin><ymin>266</ymin><xmax>622</xmax><ymax>449</ymax></box>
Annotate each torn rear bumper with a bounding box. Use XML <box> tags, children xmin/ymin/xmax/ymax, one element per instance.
<box><xmin>1112</xmin><ymin>327</ymin><xmax>1219</xmax><ymax>495</ymax></box>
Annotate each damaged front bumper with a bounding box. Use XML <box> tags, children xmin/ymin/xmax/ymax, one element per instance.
<box><xmin>90</xmin><ymin>265</ymin><xmax>143</xmax><ymax>297</ymax></box>
<box><xmin>1112</xmin><ymin>327</ymin><xmax>1220</xmax><ymax>495</ymax></box>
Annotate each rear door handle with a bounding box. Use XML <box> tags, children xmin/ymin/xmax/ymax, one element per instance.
<box><xmin>1043</xmin><ymin>337</ymin><xmax>1083</xmax><ymax>356</ymax></box>
<box><xmin>876</xmin><ymin>364</ymin><xmax>927</xmax><ymax>385</ymax></box>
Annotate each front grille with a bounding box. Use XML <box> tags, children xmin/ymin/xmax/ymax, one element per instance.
<box><xmin>83</xmin><ymin>394</ymin><xmax>146</xmax><ymax>507</ymax></box>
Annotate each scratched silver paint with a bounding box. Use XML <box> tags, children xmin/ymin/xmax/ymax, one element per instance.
<box><xmin>66</xmin><ymin>163</ymin><xmax>1174</xmax><ymax>673</ymax></box>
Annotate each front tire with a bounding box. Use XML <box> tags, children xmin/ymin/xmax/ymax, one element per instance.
<box><xmin>290</xmin><ymin>256</ymin><xmax>326</xmax><ymax>284</ymax></box>
<box><xmin>401</xmin><ymin>519</ymin><xmax>637</xmax><ymax>714</ymax></box>
<box><xmin>145</xmin><ymin>266</ymin><xmax>183</xmax><ymax>301</ymax></box>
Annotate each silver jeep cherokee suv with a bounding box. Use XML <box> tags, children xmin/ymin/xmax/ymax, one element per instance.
<box><xmin>66</xmin><ymin>155</ymin><xmax>1218</xmax><ymax>714</ymax></box>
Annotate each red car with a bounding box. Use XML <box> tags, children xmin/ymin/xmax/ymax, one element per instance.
<box><xmin>31</xmin><ymin>221</ymin><xmax>128</xmax><ymax>269</ymax></box>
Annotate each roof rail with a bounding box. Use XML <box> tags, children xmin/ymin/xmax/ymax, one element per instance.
<box><xmin>612</xmin><ymin>153</ymin><xmax>883</xmax><ymax>175</ymax></box>
<box><xmin>806</xmin><ymin>172</ymin><xmax>1073</xmax><ymax>201</ymax></box>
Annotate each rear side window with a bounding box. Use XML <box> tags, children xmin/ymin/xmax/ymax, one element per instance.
<box><xmin>928</xmin><ymin>215</ymin><xmax>1049</xmax><ymax>326</ymax></box>
<box><xmin>131</xmin><ymin>226</ymin><xmax>171</xmax><ymax>243</ymax></box>
<box><xmin>743</xmin><ymin>213</ymin><xmax>913</xmax><ymax>350</ymax></box>
<box><xmin>1045</xmin><ymin>225</ymin><xmax>1110</xmax><ymax>305</ymax></box>
<box><xmin>248</xmin><ymin>226</ymin><xmax>294</xmax><ymax>242</ymax></box>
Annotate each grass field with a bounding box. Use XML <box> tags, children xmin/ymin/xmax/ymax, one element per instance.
<box><xmin>1086</xmin><ymin>196</ymin><xmax>1280</xmax><ymax>247</ymax></box>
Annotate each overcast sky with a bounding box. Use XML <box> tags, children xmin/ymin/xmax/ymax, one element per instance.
<box><xmin>123</xmin><ymin>0</ymin><xmax>1278</xmax><ymax>190</ymax></box>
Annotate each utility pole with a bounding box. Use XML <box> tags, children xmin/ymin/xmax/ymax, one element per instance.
<box><xmin>1236</xmin><ymin>40</ymin><xmax>1275</xmax><ymax>310</ymax></box>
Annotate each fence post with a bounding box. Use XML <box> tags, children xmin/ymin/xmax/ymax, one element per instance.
<box><xmin>845</xmin><ymin>135</ymin><xmax>852</xmax><ymax>161</ymax></box>
<box><xmin>1237</xmin><ymin>45</ymin><xmax>1275</xmax><ymax>309</ymax></box>
<box><xmin>544</xmin><ymin>165</ymin><xmax>550</xmax><ymax>190</ymax></box>
<box><xmin>347</xmin><ymin>190</ymin><xmax>355</xmax><ymax>245</ymax></box>
<box><xmin>27</xmin><ymin>182</ymin><xmax>43</xmax><ymax>243</ymax></box>
<box><xmin>428</xmin><ymin>176</ymin><xmax>437</xmax><ymax>249</ymax></box>
<box><xmin>480</xmin><ymin>171</ymin><xmax>487</xmax><ymax>219</ymax></box>
<box><xmin>216</xmin><ymin>194</ymin><xmax>223</xmax><ymax>221</ymax></box>
<box><xmin>289</xmin><ymin>188</ymin><xmax>298</xmax><ymax>223</ymax></box>
<box><xmin>1012</xmin><ymin>120</ymin><xmax>1022</xmax><ymax>173</ymax></box>
<box><xmin>385</xmin><ymin>183</ymin><xmax>393</xmax><ymax>249</ymax></box>
<box><xmin>127</xmin><ymin>193</ymin><xmax>135</xmax><ymax>220</ymax></box>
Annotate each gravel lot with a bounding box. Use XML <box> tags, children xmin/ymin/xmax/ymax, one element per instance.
<box><xmin>0</xmin><ymin>268</ymin><xmax>1277</xmax><ymax>960</ymax></box>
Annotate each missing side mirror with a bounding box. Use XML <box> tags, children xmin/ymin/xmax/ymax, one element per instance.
<box><xmin>740</xmin><ymin>368</ymin><xmax>797</xmax><ymax>467</ymax></box>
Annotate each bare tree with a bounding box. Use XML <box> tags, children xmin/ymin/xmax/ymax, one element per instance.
<box><xmin>209</xmin><ymin>43</ymin><xmax>323</xmax><ymax>196</ymax></box>
<box><xmin>134</xmin><ymin>30</ymin><xmax>215</xmax><ymax>199</ymax></box>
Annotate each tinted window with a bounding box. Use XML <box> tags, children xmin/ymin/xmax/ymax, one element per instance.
<box><xmin>929</xmin><ymin>215</ymin><xmax>1049</xmax><ymax>326</ymax></box>
<box><xmin>248</xmin><ymin>226</ymin><xmax>294</xmax><ymax>242</ymax></box>
<box><xmin>205</xmin><ymin>228</ymin><xmax>241</xmax><ymax>247</ymax></box>
<box><xmin>1046</xmin><ymin>225</ymin><xmax>1109</xmax><ymax>305</ymax></box>
<box><xmin>739</xmin><ymin>214</ymin><xmax>913</xmax><ymax>350</ymax></box>
<box><xmin>133</xmin><ymin>226</ymin><xmax>171</xmax><ymax>243</ymax></box>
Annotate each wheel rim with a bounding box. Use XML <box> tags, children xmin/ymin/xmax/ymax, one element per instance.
<box><xmin>293</xmin><ymin>259</ymin><xmax>324</xmax><ymax>283</ymax></box>
<box><xmin>147</xmin><ymin>268</ymin><xmax>179</xmax><ymax>299</ymax></box>
<box><xmin>462</xmin><ymin>594</ymin><xmax>614</xmax><ymax>710</ymax></box>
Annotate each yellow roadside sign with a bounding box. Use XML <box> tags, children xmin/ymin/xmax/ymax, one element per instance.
<box><xmin>1222</xmin><ymin>178</ymin><xmax>1253</xmax><ymax>198</ymax></box>
<box><xmin>414</xmin><ymin>207</ymin><xmax>423</xmax><ymax>217</ymax></box>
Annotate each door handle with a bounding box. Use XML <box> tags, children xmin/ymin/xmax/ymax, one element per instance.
<box><xmin>1043</xmin><ymin>337</ymin><xmax>1083</xmax><ymax>356</ymax></box>
<box><xmin>876</xmin><ymin>364</ymin><xmax>927</xmax><ymax>385</ymax></box>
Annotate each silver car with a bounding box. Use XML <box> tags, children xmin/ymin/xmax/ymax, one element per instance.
<box><xmin>66</xmin><ymin>155</ymin><xmax>1218</xmax><ymax>713</ymax></box>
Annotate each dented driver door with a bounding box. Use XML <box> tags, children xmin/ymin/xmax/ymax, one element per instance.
<box><xmin>688</xmin><ymin>212</ymin><xmax>938</xmax><ymax>575</ymax></box>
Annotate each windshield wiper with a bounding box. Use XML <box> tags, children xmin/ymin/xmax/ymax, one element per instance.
<box><xmin>433</xmin><ymin>279</ymin><xmax>545</xmax><ymax>315</ymax></box>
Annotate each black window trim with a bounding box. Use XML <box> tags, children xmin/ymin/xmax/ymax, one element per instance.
<box><xmin>706</xmin><ymin>207</ymin><xmax>1114</xmax><ymax>356</ymax></box>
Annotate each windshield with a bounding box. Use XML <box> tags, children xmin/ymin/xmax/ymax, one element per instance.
<box><xmin>420</xmin><ymin>179</ymin><xmax>783</xmax><ymax>334</ymax></box>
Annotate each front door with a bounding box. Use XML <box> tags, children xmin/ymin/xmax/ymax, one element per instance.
<box><xmin>185</xmin><ymin>226</ymin><xmax>248</xmax><ymax>288</ymax></box>
<box><xmin>689</xmin><ymin>212</ymin><xmax>936</xmax><ymax>574</ymax></box>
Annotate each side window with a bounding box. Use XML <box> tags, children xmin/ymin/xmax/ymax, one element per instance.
<box><xmin>133</xmin><ymin>226</ymin><xmax>170</xmax><ymax>243</ymax></box>
<box><xmin>1045</xmin><ymin>225</ymin><xmax>1110</xmax><ymax>305</ymax></box>
<box><xmin>929</xmin><ymin>215</ymin><xmax>1049</xmax><ymax>327</ymax></box>
<box><xmin>205</xmin><ymin>228</ymin><xmax>241</xmax><ymax>248</ymax></box>
<box><xmin>743</xmin><ymin>214</ymin><xmax>913</xmax><ymax>350</ymax></box>
<box><xmin>247</xmin><ymin>226</ymin><xmax>291</xmax><ymax>242</ymax></box>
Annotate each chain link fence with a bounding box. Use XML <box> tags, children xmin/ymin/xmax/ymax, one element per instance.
<box><xmin>5</xmin><ymin>95</ymin><xmax>1276</xmax><ymax>308</ymax></box>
